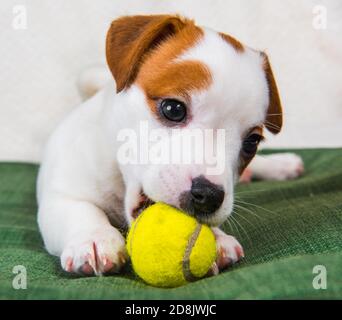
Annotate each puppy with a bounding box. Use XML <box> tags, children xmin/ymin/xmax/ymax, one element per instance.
<box><xmin>37</xmin><ymin>15</ymin><xmax>304</xmax><ymax>276</ymax></box>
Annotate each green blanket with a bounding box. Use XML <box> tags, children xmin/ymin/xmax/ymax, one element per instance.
<box><xmin>0</xmin><ymin>149</ymin><xmax>341</xmax><ymax>299</ymax></box>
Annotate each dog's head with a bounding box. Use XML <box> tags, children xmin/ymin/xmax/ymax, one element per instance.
<box><xmin>106</xmin><ymin>15</ymin><xmax>282</xmax><ymax>226</ymax></box>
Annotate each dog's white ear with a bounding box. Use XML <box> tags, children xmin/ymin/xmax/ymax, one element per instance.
<box><xmin>262</xmin><ymin>53</ymin><xmax>283</xmax><ymax>134</ymax></box>
<box><xmin>106</xmin><ymin>15</ymin><xmax>188</xmax><ymax>93</ymax></box>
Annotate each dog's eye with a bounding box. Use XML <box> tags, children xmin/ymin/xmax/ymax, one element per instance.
<box><xmin>160</xmin><ymin>99</ymin><xmax>186</xmax><ymax>122</ymax></box>
<box><xmin>242</xmin><ymin>134</ymin><xmax>262</xmax><ymax>156</ymax></box>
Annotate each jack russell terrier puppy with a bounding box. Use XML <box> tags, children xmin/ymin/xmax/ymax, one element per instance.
<box><xmin>37</xmin><ymin>15</ymin><xmax>304</xmax><ymax>276</ymax></box>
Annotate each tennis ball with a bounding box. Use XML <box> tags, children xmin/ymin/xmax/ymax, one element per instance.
<box><xmin>126</xmin><ymin>202</ymin><xmax>217</xmax><ymax>287</ymax></box>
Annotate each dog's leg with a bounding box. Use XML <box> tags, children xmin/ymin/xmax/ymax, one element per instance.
<box><xmin>38</xmin><ymin>197</ymin><xmax>127</xmax><ymax>276</ymax></box>
<box><xmin>211</xmin><ymin>227</ymin><xmax>244</xmax><ymax>272</ymax></box>
<box><xmin>244</xmin><ymin>153</ymin><xmax>304</xmax><ymax>182</ymax></box>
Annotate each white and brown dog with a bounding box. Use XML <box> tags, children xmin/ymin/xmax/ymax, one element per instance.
<box><xmin>37</xmin><ymin>15</ymin><xmax>304</xmax><ymax>276</ymax></box>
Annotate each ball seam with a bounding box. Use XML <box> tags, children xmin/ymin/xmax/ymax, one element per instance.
<box><xmin>182</xmin><ymin>222</ymin><xmax>202</xmax><ymax>282</ymax></box>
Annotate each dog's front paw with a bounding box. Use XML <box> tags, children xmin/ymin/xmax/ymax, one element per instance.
<box><xmin>61</xmin><ymin>226</ymin><xmax>127</xmax><ymax>276</ymax></box>
<box><xmin>214</xmin><ymin>233</ymin><xmax>244</xmax><ymax>271</ymax></box>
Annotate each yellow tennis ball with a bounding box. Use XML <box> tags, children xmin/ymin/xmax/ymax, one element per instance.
<box><xmin>126</xmin><ymin>202</ymin><xmax>217</xmax><ymax>287</ymax></box>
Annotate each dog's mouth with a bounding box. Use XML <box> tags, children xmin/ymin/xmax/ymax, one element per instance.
<box><xmin>131</xmin><ymin>190</ymin><xmax>155</xmax><ymax>219</ymax></box>
<box><xmin>131</xmin><ymin>189</ymin><xmax>224</xmax><ymax>226</ymax></box>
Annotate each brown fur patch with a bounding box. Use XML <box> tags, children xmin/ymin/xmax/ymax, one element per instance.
<box><xmin>219</xmin><ymin>32</ymin><xmax>244</xmax><ymax>52</ymax></box>
<box><xmin>136</xmin><ymin>23</ymin><xmax>212</xmax><ymax>113</ymax></box>
<box><xmin>262</xmin><ymin>53</ymin><xmax>283</xmax><ymax>134</ymax></box>
<box><xmin>106</xmin><ymin>15</ymin><xmax>192</xmax><ymax>92</ymax></box>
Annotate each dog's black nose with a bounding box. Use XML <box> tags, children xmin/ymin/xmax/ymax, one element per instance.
<box><xmin>180</xmin><ymin>176</ymin><xmax>225</xmax><ymax>216</ymax></box>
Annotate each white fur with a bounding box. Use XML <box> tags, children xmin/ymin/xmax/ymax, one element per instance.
<box><xmin>212</xmin><ymin>227</ymin><xmax>244</xmax><ymax>271</ymax></box>
<box><xmin>37</xmin><ymin>27</ymin><xmax>302</xmax><ymax>275</ymax></box>
<box><xmin>249</xmin><ymin>153</ymin><xmax>304</xmax><ymax>181</ymax></box>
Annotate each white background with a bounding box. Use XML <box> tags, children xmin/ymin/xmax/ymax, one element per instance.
<box><xmin>0</xmin><ymin>0</ymin><xmax>341</xmax><ymax>163</ymax></box>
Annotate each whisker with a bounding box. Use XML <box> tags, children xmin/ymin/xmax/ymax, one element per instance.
<box><xmin>226</xmin><ymin>217</ymin><xmax>235</xmax><ymax>234</ymax></box>
<box><xmin>234</xmin><ymin>203</ymin><xmax>264</xmax><ymax>221</ymax></box>
<box><xmin>266</xmin><ymin>112</ymin><xmax>297</xmax><ymax>117</ymax></box>
<box><xmin>264</xmin><ymin>121</ymin><xmax>281</xmax><ymax>130</ymax></box>
<box><xmin>235</xmin><ymin>189</ymin><xmax>267</xmax><ymax>195</ymax></box>
<box><xmin>265</xmin><ymin>119</ymin><xmax>281</xmax><ymax>126</ymax></box>
<box><xmin>230</xmin><ymin>214</ymin><xmax>252</xmax><ymax>246</ymax></box>
<box><xmin>228</xmin><ymin>214</ymin><xmax>240</xmax><ymax>237</ymax></box>
<box><xmin>264</xmin><ymin>124</ymin><xmax>281</xmax><ymax>131</ymax></box>
<box><xmin>233</xmin><ymin>210</ymin><xmax>258</xmax><ymax>227</ymax></box>
<box><xmin>234</xmin><ymin>198</ymin><xmax>279</xmax><ymax>217</ymax></box>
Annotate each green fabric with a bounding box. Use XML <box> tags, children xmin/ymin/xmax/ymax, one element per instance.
<box><xmin>0</xmin><ymin>148</ymin><xmax>341</xmax><ymax>299</ymax></box>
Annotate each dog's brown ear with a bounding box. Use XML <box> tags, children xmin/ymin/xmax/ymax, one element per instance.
<box><xmin>262</xmin><ymin>53</ymin><xmax>283</xmax><ymax>134</ymax></box>
<box><xmin>106</xmin><ymin>15</ymin><xmax>188</xmax><ymax>93</ymax></box>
